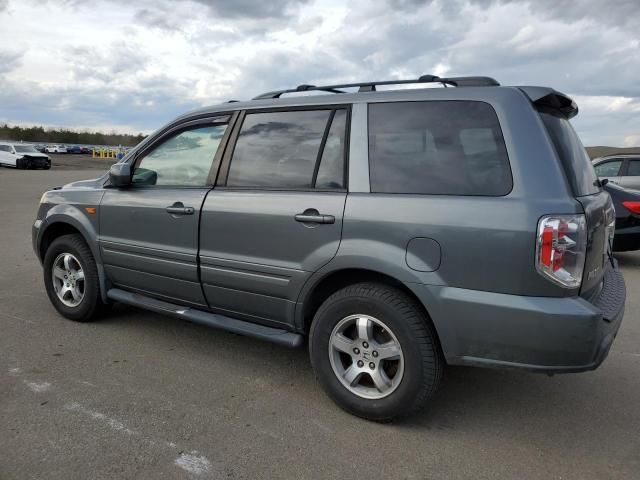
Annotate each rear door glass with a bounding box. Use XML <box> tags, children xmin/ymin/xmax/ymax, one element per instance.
<box><xmin>226</xmin><ymin>109</ymin><xmax>347</xmax><ymax>189</ymax></box>
<box><xmin>368</xmin><ymin>101</ymin><xmax>512</xmax><ymax>196</ymax></box>
<box><xmin>625</xmin><ymin>159</ymin><xmax>640</xmax><ymax>176</ymax></box>
<box><xmin>539</xmin><ymin>111</ymin><xmax>599</xmax><ymax>196</ymax></box>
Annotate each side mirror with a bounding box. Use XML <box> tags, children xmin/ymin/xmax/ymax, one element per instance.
<box><xmin>109</xmin><ymin>163</ymin><xmax>131</xmax><ymax>187</ymax></box>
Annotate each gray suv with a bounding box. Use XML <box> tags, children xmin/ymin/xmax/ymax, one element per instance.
<box><xmin>32</xmin><ymin>75</ymin><xmax>626</xmax><ymax>421</ymax></box>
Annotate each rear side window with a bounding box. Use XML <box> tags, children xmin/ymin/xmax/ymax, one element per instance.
<box><xmin>539</xmin><ymin>111</ymin><xmax>599</xmax><ymax>196</ymax></box>
<box><xmin>0</xmin><ymin>145</ymin><xmax>11</xmax><ymax>152</ymax></box>
<box><xmin>227</xmin><ymin>109</ymin><xmax>346</xmax><ymax>189</ymax></box>
<box><xmin>626</xmin><ymin>160</ymin><xmax>640</xmax><ymax>176</ymax></box>
<box><xmin>368</xmin><ymin>101</ymin><xmax>512</xmax><ymax>196</ymax></box>
<box><xmin>594</xmin><ymin>160</ymin><xmax>622</xmax><ymax>177</ymax></box>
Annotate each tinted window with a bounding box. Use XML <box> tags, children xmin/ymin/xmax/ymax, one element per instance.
<box><xmin>626</xmin><ymin>160</ymin><xmax>640</xmax><ymax>176</ymax></box>
<box><xmin>540</xmin><ymin>111</ymin><xmax>599</xmax><ymax>196</ymax></box>
<box><xmin>368</xmin><ymin>101</ymin><xmax>512</xmax><ymax>195</ymax></box>
<box><xmin>594</xmin><ymin>160</ymin><xmax>622</xmax><ymax>177</ymax></box>
<box><xmin>0</xmin><ymin>145</ymin><xmax>11</xmax><ymax>152</ymax></box>
<box><xmin>227</xmin><ymin>110</ymin><xmax>331</xmax><ymax>188</ymax></box>
<box><xmin>132</xmin><ymin>124</ymin><xmax>227</xmax><ymax>186</ymax></box>
<box><xmin>315</xmin><ymin>110</ymin><xmax>347</xmax><ymax>189</ymax></box>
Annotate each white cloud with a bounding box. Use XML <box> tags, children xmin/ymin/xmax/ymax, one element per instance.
<box><xmin>0</xmin><ymin>0</ymin><xmax>638</xmax><ymax>145</ymax></box>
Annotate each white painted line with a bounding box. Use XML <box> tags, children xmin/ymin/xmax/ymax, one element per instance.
<box><xmin>64</xmin><ymin>402</ymin><xmax>136</xmax><ymax>435</ymax></box>
<box><xmin>25</xmin><ymin>381</ymin><xmax>51</xmax><ymax>393</ymax></box>
<box><xmin>174</xmin><ymin>452</ymin><xmax>211</xmax><ymax>476</ymax></box>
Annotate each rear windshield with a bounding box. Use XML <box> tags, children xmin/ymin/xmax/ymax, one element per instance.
<box><xmin>368</xmin><ymin>101</ymin><xmax>512</xmax><ymax>196</ymax></box>
<box><xmin>539</xmin><ymin>111</ymin><xmax>599</xmax><ymax>196</ymax></box>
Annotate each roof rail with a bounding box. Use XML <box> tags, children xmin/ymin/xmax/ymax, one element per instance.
<box><xmin>252</xmin><ymin>75</ymin><xmax>499</xmax><ymax>100</ymax></box>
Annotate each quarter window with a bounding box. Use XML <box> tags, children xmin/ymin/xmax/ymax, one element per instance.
<box><xmin>368</xmin><ymin>101</ymin><xmax>512</xmax><ymax>196</ymax></box>
<box><xmin>132</xmin><ymin>124</ymin><xmax>228</xmax><ymax>187</ymax></box>
<box><xmin>594</xmin><ymin>160</ymin><xmax>622</xmax><ymax>177</ymax></box>
<box><xmin>227</xmin><ymin>109</ymin><xmax>346</xmax><ymax>189</ymax></box>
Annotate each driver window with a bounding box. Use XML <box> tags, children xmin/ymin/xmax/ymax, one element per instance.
<box><xmin>132</xmin><ymin>124</ymin><xmax>228</xmax><ymax>187</ymax></box>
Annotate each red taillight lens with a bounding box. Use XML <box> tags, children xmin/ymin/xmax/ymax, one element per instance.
<box><xmin>541</xmin><ymin>226</ymin><xmax>553</xmax><ymax>267</ymax></box>
<box><xmin>622</xmin><ymin>201</ymin><xmax>640</xmax><ymax>215</ymax></box>
<box><xmin>536</xmin><ymin>215</ymin><xmax>586</xmax><ymax>288</ymax></box>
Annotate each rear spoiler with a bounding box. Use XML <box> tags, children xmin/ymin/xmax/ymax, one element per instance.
<box><xmin>518</xmin><ymin>86</ymin><xmax>578</xmax><ymax>119</ymax></box>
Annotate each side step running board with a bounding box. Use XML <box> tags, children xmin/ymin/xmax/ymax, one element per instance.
<box><xmin>106</xmin><ymin>288</ymin><xmax>304</xmax><ymax>348</ymax></box>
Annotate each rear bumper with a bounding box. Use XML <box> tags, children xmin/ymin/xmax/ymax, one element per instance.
<box><xmin>612</xmin><ymin>226</ymin><xmax>640</xmax><ymax>252</ymax></box>
<box><xmin>411</xmin><ymin>262</ymin><xmax>626</xmax><ymax>373</ymax></box>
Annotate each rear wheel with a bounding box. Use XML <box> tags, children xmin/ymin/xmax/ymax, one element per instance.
<box><xmin>309</xmin><ymin>282</ymin><xmax>443</xmax><ymax>422</ymax></box>
<box><xmin>43</xmin><ymin>234</ymin><xmax>106</xmax><ymax>322</ymax></box>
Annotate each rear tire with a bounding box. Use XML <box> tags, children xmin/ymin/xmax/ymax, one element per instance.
<box><xmin>309</xmin><ymin>282</ymin><xmax>443</xmax><ymax>422</ymax></box>
<box><xmin>43</xmin><ymin>234</ymin><xmax>107</xmax><ymax>322</ymax></box>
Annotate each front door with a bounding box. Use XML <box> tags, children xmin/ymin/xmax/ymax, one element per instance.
<box><xmin>99</xmin><ymin>116</ymin><xmax>232</xmax><ymax>306</ymax></box>
<box><xmin>593</xmin><ymin>158</ymin><xmax>623</xmax><ymax>186</ymax></box>
<box><xmin>199</xmin><ymin>107</ymin><xmax>349</xmax><ymax>326</ymax></box>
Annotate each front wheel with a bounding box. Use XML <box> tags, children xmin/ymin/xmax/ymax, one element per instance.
<box><xmin>309</xmin><ymin>283</ymin><xmax>443</xmax><ymax>422</ymax></box>
<box><xmin>43</xmin><ymin>234</ymin><xmax>106</xmax><ymax>322</ymax></box>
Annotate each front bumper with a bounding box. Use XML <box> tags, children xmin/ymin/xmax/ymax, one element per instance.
<box><xmin>413</xmin><ymin>262</ymin><xmax>626</xmax><ymax>373</ymax></box>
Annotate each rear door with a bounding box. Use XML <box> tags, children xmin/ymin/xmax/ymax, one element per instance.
<box><xmin>593</xmin><ymin>158</ymin><xmax>623</xmax><ymax>186</ymax></box>
<box><xmin>99</xmin><ymin>115</ymin><xmax>232</xmax><ymax>306</ymax></box>
<box><xmin>0</xmin><ymin>145</ymin><xmax>14</xmax><ymax>166</ymax></box>
<box><xmin>199</xmin><ymin>107</ymin><xmax>349</xmax><ymax>327</ymax></box>
<box><xmin>539</xmin><ymin>111</ymin><xmax>613</xmax><ymax>297</ymax></box>
<box><xmin>618</xmin><ymin>158</ymin><xmax>640</xmax><ymax>191</ymax></box>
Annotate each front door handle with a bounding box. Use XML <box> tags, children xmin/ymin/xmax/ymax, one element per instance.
<box><xmin>166</xmin><ymin>202</ymin><xmax>195</xmax><ymax>215</ymax></box>
<box><xmin>295</xmin><ymin>208</ymin><xmax>335</xmax><ymax>224</ymax></box>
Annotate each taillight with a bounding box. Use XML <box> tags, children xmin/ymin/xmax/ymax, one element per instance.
<box><xmin>622</xmin><ymin>201</ymin><xmax>640</xmax><ymax>215</ymax></box>
<box><xmin>536</xmin><ymin>215</ymin><xmax>586</xmax><ymax>288</ymax></box>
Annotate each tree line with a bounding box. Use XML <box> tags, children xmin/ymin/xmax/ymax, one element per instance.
<box><xmin>0</xmin><ymin>123</ymin><xmax>147</xmax><ymax>147</ymax></box>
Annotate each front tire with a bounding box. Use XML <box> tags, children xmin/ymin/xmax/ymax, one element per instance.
<box><xmin>43</xmin><ymin>234</ymin><xmax>106</xmax><ymax>322</ymax></box>
<box><xmin>309</xmin><ymin>282</ymin><xmax>443</xmax><ymax>422</ymax></box>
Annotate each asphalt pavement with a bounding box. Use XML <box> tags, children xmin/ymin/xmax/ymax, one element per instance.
<box><xmin>1</xmin><ymin>159</ymin><xmax>639</xmax><ymax>479</ymax></box>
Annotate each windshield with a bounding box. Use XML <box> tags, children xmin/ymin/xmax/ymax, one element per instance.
<box><xmin>14</xmin><ymin>145</ymin><xmax>39</xmax><ymax>153</ymax></box>
<box><xmin>539</xmin><ymin>111</ymin><xmax>600</xmax><ymax>196</ymax></box>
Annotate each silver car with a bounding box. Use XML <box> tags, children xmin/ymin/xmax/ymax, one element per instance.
<box><xmin>593</xmin><ymin>154</ymin><xmax>640</xmax><ymax>191</ymax></box>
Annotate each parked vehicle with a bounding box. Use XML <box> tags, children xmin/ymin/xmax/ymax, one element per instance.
<box><xmin>34</xmin><ymin>144</ymin><xmax>47</xmax><ymax>153</ymax></box>
<box><xmin>0</xmin><ymin>142</ymin><xmax>51</xmax><ymax>169</ymax></box>
<box><xmin>45</xmin><ymin>144</ymin><xmax>68</xmax><ymax>153</ymax></box>
<box><xmin>603</xmin><ymin>182</ymin><xmax>640</xmax><ymax>251</ymax></box>
<box><xmin>80</xmin><ymin>146</ymin><xmax>91</xmax><ymax>154</ymax></box>
<box><xmin>32</xmin><ymin>75</ymin><xmax>626</xmax><ymax>421</ymax></box>
<box><xmin>67</xmin><ymin>145</ymin><xmax>82</xmax><ymax>154</ymax></box>
<box><xmin>593</xmin><ymin>154</ymin><xmax>640</xmax><ymax>191</ymax></box>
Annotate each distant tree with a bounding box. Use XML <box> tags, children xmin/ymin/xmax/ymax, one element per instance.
<box><xmin>0</xmin><ymin>123</ymin><xmax>147</xmax><ymax>147</ymax></box>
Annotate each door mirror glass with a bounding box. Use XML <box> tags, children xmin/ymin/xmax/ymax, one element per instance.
<box><xmin>109</xmin><ymin>162</ymin><xmax>131</xmax><ymax>187</ymax></box>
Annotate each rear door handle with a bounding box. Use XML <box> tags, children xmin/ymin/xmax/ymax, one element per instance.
<box><xmin>166</xmin><ymin>202</ymin><xmax>195</xmax><ymax>215</ymax></box>
<box><xmin>295</xmin><ymin>209</ymin><xmax>335</xmax><ymax>224</ymax></box>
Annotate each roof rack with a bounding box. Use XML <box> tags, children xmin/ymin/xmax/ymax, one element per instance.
<box><xmin>253</xmin><ymin>75</ymin><xmax>499</xmax><ymax>100</ymax></box>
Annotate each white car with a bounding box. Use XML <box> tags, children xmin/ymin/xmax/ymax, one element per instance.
<box><xmin>0</xmin><ymin>142</ymin><xmax>51</xmax><ymax>169</ymax></box>
<box><xmin>45</xmin><ymin>144</ymin><xmax>68</xmax><ymax>153</ymax></box>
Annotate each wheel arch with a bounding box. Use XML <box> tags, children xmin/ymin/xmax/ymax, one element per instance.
<box><xmin>38</xmin><ymin>212</ymin><xmax>108</xmax><ymax>302</ymax></box>
<box><xmin>297</xmin><ymin>268</ymin><xmax>443</xmax><ymax>352</ymax></box>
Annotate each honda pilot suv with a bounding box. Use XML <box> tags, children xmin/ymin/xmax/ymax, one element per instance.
<box><xmin>32</xmin><ymin>75</ymin><xmax>626</xmax><ymax>421</ymax></box>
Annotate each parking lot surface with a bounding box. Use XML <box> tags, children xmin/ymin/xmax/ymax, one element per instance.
<box><xmin>1</xmin><ymin>159</ymin><xmax>639</xmax><ymax>479</ymax></box>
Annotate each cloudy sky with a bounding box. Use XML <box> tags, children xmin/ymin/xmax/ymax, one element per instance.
<box><xmin>0</xmin><ymin>0</ymin><xmax>639</xmax><ymax>146</ymax></box>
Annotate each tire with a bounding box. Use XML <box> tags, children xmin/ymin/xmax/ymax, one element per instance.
<box><xmin>16</xmin><ymin>158</ymin><xmax>25</xmax><ymax>169</ymax></box>
<box><xmin>43</xmin><ymin>234</ymin><xmax>106</xmax><ymax>322</ymax></box>
<box><xmin>309</xmin><ymin>282</ymin><xmax>443</xmax><ymax>422</ymax></box>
